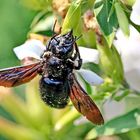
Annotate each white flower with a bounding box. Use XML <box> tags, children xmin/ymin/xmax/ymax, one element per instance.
<box><xmin>78</xmin><ymin>46</ymin><xmax>99</xmax><ymax>64</ymax></box>
<box><xmin>13</xmin><ymin>39</ymin><xmax>104</xmax><ymax>86</ymax></box>
<box><xmin>114</xmin><ymin>25</ymin><xmax>140</xmax><ymax>91</ymax></box>
<box><xmin>14</xmin><ymin>39</ymin><xmax>46</xmax><ymax>60</ymax></box>
<box><xmin>130</xmin><ymin>0</ymin><xmax>140</xmax><ymax>25</ymax></box>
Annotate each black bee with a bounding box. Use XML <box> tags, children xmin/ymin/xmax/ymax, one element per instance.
<box><xmin>0</xmin><ymin>30</ymin><xmax>104</xmax><ymax>125</ymax></box>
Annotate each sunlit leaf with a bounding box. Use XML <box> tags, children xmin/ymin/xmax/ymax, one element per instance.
<box><xmin>115</xmin><ymin>2</ymin><xmax>129</xmax><ymax>36</ymax></box>
<box><xmin>30</xmin><ymin>13</ymin><xmax>55</xmax><ymax>35</ymax></box>
<box><xmin>94</xmin><ymin>0</ymin><xmax>118</xmax><ymax>46</ymax></box>
<box><xmin>55</xmin><ymin>109</ymin><xmax>79</xmax><ymax>131</ymax></box>
<box><xmin>86</xmin><ymin>109</ymin><xmax>140</xmax><ymax>139</ymax></box>
<box><xmin>61</xmin><ymin>0</ymin><xmax>82</xmax><ymax>35</ymax></box>
<box><xmin>97</xmin><ymin>42</ymin><xmax>124</xmax><ymax>84</ymax></box>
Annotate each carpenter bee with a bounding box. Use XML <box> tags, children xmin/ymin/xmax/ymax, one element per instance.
<box><xmin>0</xmin><ymin>30</ymin><xmax>104</xmax><ymax>125</ymax></box>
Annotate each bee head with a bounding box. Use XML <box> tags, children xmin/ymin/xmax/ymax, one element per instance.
<box><xmin>48</xmin><ymin>30</ymin><xmax>75</xmax><ymax>58</ymax></box>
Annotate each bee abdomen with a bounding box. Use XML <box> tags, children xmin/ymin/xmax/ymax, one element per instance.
<box><xmin>39</xmin><ymin>77</ymin><xmax>69</xmax><ymax>108</ymax></box>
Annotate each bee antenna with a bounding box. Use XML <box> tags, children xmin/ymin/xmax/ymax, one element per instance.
<box><xmin>52</xmin><ymin>19</ymin><xmax>57</xmax><ymax>34</ymax></box>
<box><xmin>52</xmin><ymin>19</ymin><xmax>62</xmax><ymax>35</ymax></box>
<box><xmin>53</xmin><ymin>37</ymin><xmax>59</xmax><ymax>43</ymax></box>
<box><xmin>75</xmin><ymin>35</ymin><xmax>82</xmax><ymax>41</ymax></box>
<box><xmin>69</xmin><ymin>35</ymin><xmax>82</xmax><ymax>45</ymax></box>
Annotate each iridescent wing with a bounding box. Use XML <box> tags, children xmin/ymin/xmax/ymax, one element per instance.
<box><xmin>69</xmin><ymin>74</ymin><xmax>104</xmax><ymax>125</ymax></box>
<box><xmin>0</xmin><ymin>62</ymin><xmax>42</xmax><ymax>87</ymax></box>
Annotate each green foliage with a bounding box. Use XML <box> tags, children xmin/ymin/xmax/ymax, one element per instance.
<box><xmin>61</xmin><ymin>0</ymin><xmax>82</xmax><ymax>34</ymax></box>
<box><xmin>94</xmin><ymin>0</ymin><xmax>118</xmax><ymax>46</ymax></box>
<box><xmin>0</xmin><ymin>0</ymin><xmax>140</xmax><ymax>140</ymax></box>
<box><xmin>0</xmin><ymin>0</ymin><xmax>36</xmax><ymax>68</ymax></box>
<box><xmin>86</xmin><ymin>109</ymin><xmax>140</xmax><ymax>139</ymax></box>
<box><xmin>30</xmin><ymin>12</ymin><xmax>55</xmax><ymax>36</ymax></box>
<box><xmin>0</xmin><ymin>79</ymin><xmax>93</xmax><ymax>140</ymax></box>
<box><xmin>97</xmin><ymin>43</ymin><xmax>124</xmax><ymax>84</ymax></box>
<box><xmin>115</xmin><ymin>2</ymin><xmax>130</xmax><ymax>36</ymax></box>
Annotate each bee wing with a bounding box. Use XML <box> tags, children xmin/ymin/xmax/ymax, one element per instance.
<box><xmin>77</xmin><ymin>69</ymin><xmax>104</xmax><ymax>86</ymax></box>
<box><xmin>0</xmin><ymin>62</ymin><xmax>42</xmax><ymax>87</ymax></box>
<box><xmin>69</xmin><ymin>74</ymin><xmax>104</xmax><ymax>125</ymax></box>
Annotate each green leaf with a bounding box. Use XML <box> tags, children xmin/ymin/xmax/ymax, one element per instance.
<box><xmin>104</xmin><ymin>32</ymin><xmax>115</xmax><ymax>48</ymax></box>
<box><xmin>125</xmin><ymin>96</ymin><xmax>140</xmax><ymax>112</ymax></box>
<box><xmin>97</xmin><ymin>42</ymin><xmax>124</xmax><ymax>83</ymax></box>
<box><xmin>30</xmin><ymin>13</ymin><xmax>55</xmax><ymax>35</ymax></box>
<box><xmin>62</xmin><ymin>0</ymin><xmax>82</xmax><ymax>35</ymax></box>
<box><xmin>82</xmin><ymin>30</ymin><xmax>96</xmax><ymax>48</ymax></box>
<box><xmin>114</xmin><ymin>90</ymin><xmax>130</xmax><ymax>101</ymax></box>
<box><xmin>94</xmin><ymin>0</ymin><xmax>118</xmax><ymax>46</ymax></box>
<box><xmin>86</xmin><ymin>109</ymin><xmax>140</xmax><ymax>139</ymax></box>
<box><xmin>121</xmin><ymin>0</ymin><xmax>135</xmax><ymax>6</ymax></box>
<box><xmin>115</xmin><ymin>2</ymin><xmax>129</xmax><ymax>36</ymax></box>
<box><xmin>55</xmin><ymin>109</ymin><xmax>79</xmax><ymax>131</ymax></box>
<box><xmin>111</xmin><ymin>45</ymin><xmax>124</xmax><ymax>83</ymax></box>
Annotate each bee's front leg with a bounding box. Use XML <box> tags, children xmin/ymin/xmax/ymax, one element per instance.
<box><xmin>67</xmin><ymin>58</ymin><xmax>82</xmax><ymax>70</ymax></box>
<box><xmin>69</xmin><ymin>43</ymin><xmax>82</xmax><ymax>70</ymax></box>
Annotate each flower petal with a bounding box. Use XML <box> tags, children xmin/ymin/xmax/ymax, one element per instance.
<box><xmin>130</xmin><ymin>0</ymin><xmax>140</xmax><ymax>25</ymax></box>
<box><xmin>79</xmin><ymin>47</ymin><xmax>99</xmax><ymax>64</ymax></box>
<box><xmin>77</xmin><ymin>69</ymin><xmax>104</xmax><ymax>86</ymax></box>
<box><xmin>13</xmin><ymin>39</ymin><xmax>45</xmax><ymax>60</ymax></box>
<box><xmin>130</xmin><ymin>11</ymin><xmax>140</xmax><ymax>25</ymax></box>
<box><xmin>114</xmin><ymin>25</ymin><xmax>140</xmax><ymax>91</ymax></box>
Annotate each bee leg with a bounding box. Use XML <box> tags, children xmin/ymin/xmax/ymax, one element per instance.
<box><xmin>46</xmin><ymin>36</ymin><xmax>56</xmax><ymax>51</ymax></box>
<box><xmin>74</xmin><ymin>43</ymin><xmax>81</xmax><ymax>59</ymax></box>
<box><xmin>67</xmin><ymin>42</ymin><xmax>82</xmax><ymax>69</ymax></box>
<box><xmin>70</xmin><ymin>43</ymin><xmax>79</xmax><ymax>60</ymax></box>
<box><xmin>67</xmin><ymin>58</ymin><xmax>82</xmax><ymax>70</ymax></box>
<box><xmin>70</xmin><ymin>43</ymin><xmax>82</xmax><ymax>70</ymax></box>
<box><xmin>52</xmin><ymin>20</ymin><xmax>57</xmax><ymax>33</ymax></box>
<box><xmin>74</xmin><ymin>58</ymin><xmax>82</xmax><ymax>70</ymax></box>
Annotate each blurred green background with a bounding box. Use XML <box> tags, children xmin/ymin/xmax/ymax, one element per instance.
<box><xmin>0</xmin><ymin>0</ymin><xmax>36</xmax><ymax>68</ymax></box>
<box><xmin>1</xmin><ymin>0</ymin><xmax>140</xmax><ymax>140</ymax></box>
<box><xmin>0</xmin><ymin>0</ymin><xmax>35</xmax><ymax>139</ymax></box>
